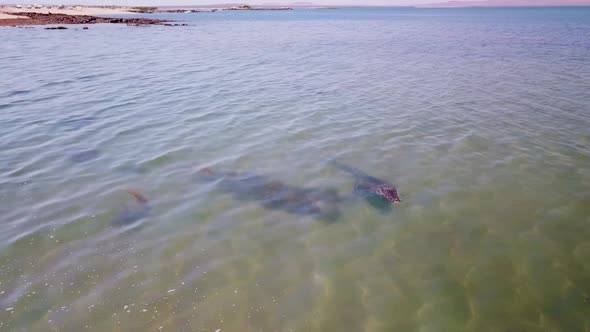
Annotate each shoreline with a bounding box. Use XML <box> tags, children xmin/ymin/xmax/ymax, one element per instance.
<box><xmin>0</xmin><ymin>12</ymin><xmax>175</xmax><ymax>27</ymax></box>
<box><xmin>0</xmin><ymin>6</ymin><xmax>135</xmax><ymax>16</ymax></box>
<box><xmin>157</xmin><ymin>8</ymin><xmax>294</xmax><ymax>13</ymax></box>
<box><xmin>0</xmin><ymin>4</ymin><xmax>299</xmax><ymax>25</ymax></box>
<box><xmin>2</xmin><ymin>3</ymin><xmax>587</xmax><ymax>25</ymax></box>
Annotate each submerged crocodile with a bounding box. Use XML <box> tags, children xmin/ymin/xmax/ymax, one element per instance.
<box><xmin>197</xmin><ymin>168</ymin><xmax>341</xmax><ymax>221</ymax></box>
<box><xmin>330</xmin><ymin>160</ymin><xmax>401</xmax><ymax>208</ymax></box>
<box><xmin>111</xmin><ymin>190</ymin><xmax>150</xmax><ymax>226</ymax></box>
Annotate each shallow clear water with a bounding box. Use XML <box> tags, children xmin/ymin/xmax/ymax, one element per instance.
<box><xmin>1</xmin><ymin>7</ymin><xmax>590</xmax><ymax>332</ymax></box>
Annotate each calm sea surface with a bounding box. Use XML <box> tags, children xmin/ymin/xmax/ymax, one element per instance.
<box><xmin>1</xmin><ymin>7</ymin><xmax>590</xmax><ymax>332</ymax></box>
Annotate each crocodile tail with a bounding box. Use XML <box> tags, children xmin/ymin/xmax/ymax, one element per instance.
<box><xmin>329</xmin><ymin>159</ymin><xmax>365</xmax><ymax>178</ymax></box>
<box><xmin>126</xmin><ymin>190</ymin><xmax>148</xmax><ymax>205</ymax></box>
<box><xmin>198</xmin><ymin>167</ymin><xmax>215</xmax><ymax>175</ymax></box>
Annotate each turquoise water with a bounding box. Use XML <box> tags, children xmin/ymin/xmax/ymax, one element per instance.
<box><xmin>1</xmin><ymin>7</ymin><xmax>590</xmax><ymax>331</ymax></box>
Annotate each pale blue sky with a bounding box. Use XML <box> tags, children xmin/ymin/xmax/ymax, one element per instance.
<box><xmin>6</xmin><ymin>0</ymin><xmax>469</xmax><ymax>6</ymax></box>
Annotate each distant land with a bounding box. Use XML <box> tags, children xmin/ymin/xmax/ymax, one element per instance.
<box><xmin>258</xmin><ymin>1</ymin><xmax>590</xmax><ymax>7</ymax></box>
<box><xmin>420</xmin><ymin>0</ymin><xmax>590</xmax><ymax>7</ymax></box>
<box><xmin>157</xmin><ymin>3</ymin><xmax>332</xmax><ymax>8</ymax></box>
<box><xmin>2</xmin><ymin>1</ymin><xmax>590</xmax><ymax>9</ymax></box>
<box><xmin>162</xmin><ymin>0</ymin><xmax>590</xmax><ymax>8</ymax></box>
<box><xmin>255</xmin><ymin>0</ymin><xmax>590</xmax><ymax>7</ymax></box>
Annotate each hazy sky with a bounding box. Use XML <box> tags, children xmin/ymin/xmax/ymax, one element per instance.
<box><xmin>8</xmin><ymin>0</ymin><xmax>586</xmax><ymax>6</ymax></box>
<box><xmin>6</xmin><ymin>0</ymin><xmax>469</xmax><ymax>5</ymax></box>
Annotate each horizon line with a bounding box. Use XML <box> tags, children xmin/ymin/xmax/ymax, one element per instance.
<box><xmin>2</xmin><ymin>3</ymin><xmax>590</xmax><ymax>8</ymax></box>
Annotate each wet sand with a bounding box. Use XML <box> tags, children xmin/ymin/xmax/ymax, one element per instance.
<box><xmin>0</xmin><ymin>12</ymin><xmax>27</xmax><ymax>19</ymax></box>
<box><xmin>0</xmin><ymin>12</ymin><xmax>171</xmax><ymax>27</ymax></box>
<box><xmin>0</xmin><ymin>6</ymin><xmax>142</xmax><ymax>26</ymax></box>
<box><xmin>1</xmin><ymin>6</ymin><xmax>134</xmax><ymax>16</ymax></box>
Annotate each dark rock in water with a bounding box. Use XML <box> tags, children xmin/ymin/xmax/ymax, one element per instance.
<box><xmin>45</xmin><ymin>26</ymin><xmax>68</xmax><ymax>30</ymax></box>
<box><xmin>70</xmin><ymin>149</ymin><xmax>100</xmax><ymax>163</ymax></box>
<box><xmin>111</xmin><ymin>190</ymin><xmax>150</xmax><ymax>226</ymax></box>
<box><xmin>82</xmin><ymin>27</ymin><xmax>89</xmax><ymax>30</ymax></box>
<box><xmin>330</xmin><ymin>160</ymin><xmax>401</xmax><ymax>211</ymax></box>
<box><xmin>197</xmin><ymin>168</ymin><xmax>341</xmax><ymax>222</ymax></box>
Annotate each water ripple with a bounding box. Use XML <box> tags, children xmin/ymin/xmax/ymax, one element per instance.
<box><xmin>0</xmin><ymin>7</ymin><xmax>589</xmax><ymax>332</ymax></box>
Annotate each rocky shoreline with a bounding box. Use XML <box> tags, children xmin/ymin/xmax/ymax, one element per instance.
<box><xmin>159</xmin><ymin>6</ymin><xmax>293</xmax><ymax>13</ymax></box>
<box><xmin>0</xmin><ymin>12</ymin><xmax>176</xmax><ymax>27</ymax></box>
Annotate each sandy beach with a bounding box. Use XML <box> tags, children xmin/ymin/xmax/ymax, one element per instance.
<box><xmin>0</xmin><ymin>12</ymin><xmax>173</xmax><ymax>27</ymax></box>
<box><xmin>0</xmin><ymin>6</ymin><xmax>133</xmax><ymax>17</ymax></box>
<box><xmin>0</xmin><ymin>12</ymin><xmax>27</xmax><ymax>19</ymax></box>
<box><xmin>0</xmin><ymin>6</ymin><xmax>174</xmax><ymax>27</ymax></box>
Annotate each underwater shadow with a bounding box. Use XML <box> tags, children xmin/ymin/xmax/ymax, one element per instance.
<box><xmin>110</xmin><ymin>190</ymin><xmax>150</xmax><ymax>226</ymax></box>
<box><xmin>196</xmin><ymin>168</ymin><xmax>342</xmax><ymax>224</ymax></box>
